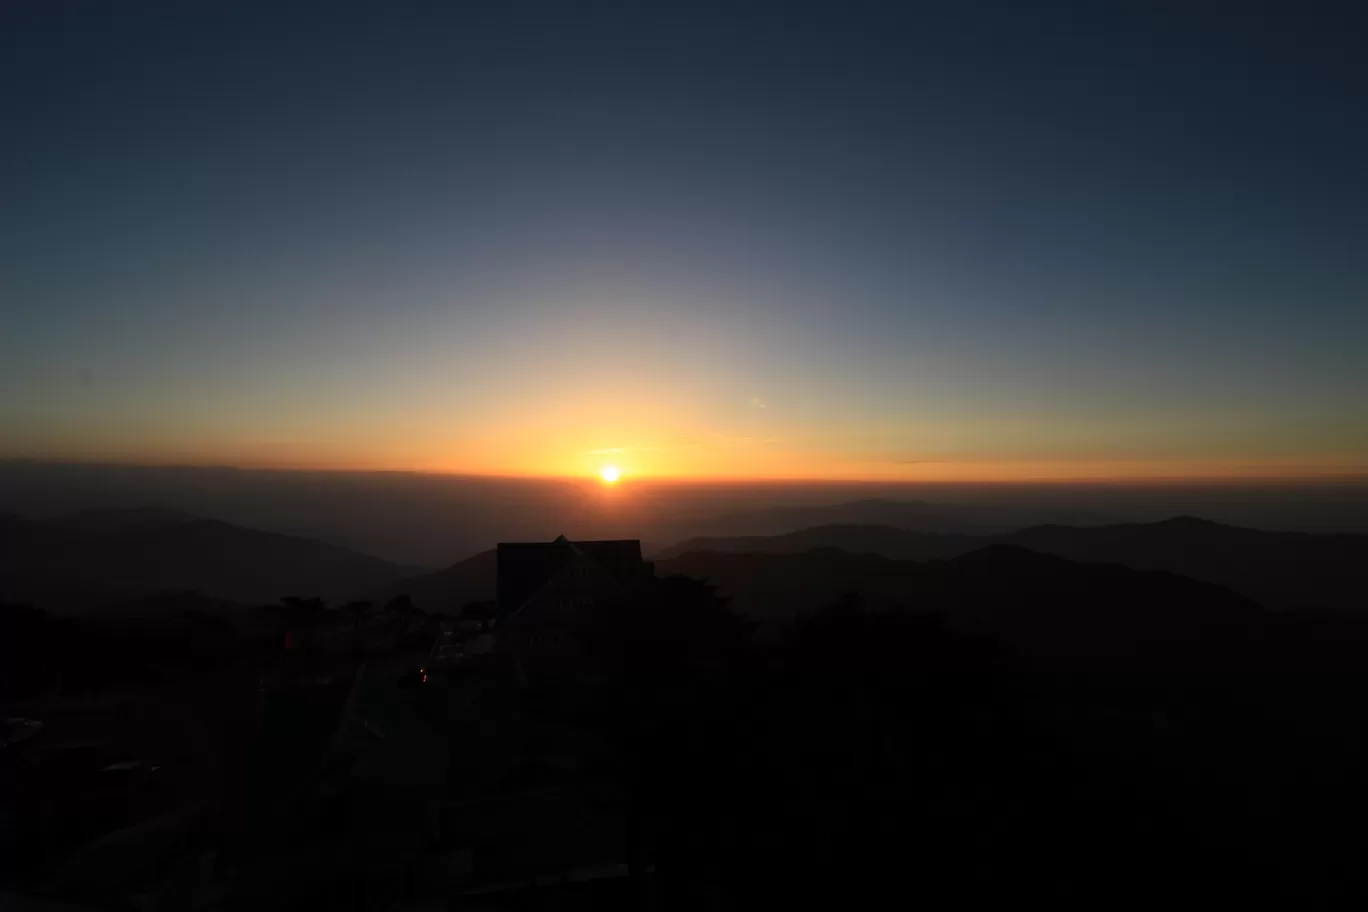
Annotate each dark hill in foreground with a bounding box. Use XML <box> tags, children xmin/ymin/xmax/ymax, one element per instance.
<box><xmin>1005</xmin><ymin>516</ymin><xmax>1368</xmax><ymax>613</ymax></box>
<box><xmin>375</xmin><ymin>540</ymin><xmax>1269</xmax><ymax>665</ymax></box>
<box><xmin>658</xmin><ymin>545</ymin><xmax>1263</xmax><ymax>663</ymax></box>
<box><xmin>370</xmin><ymin>548</ymin><xmax>498</xmax><ymax>615</ymax></box>
<box><xmin>0</xmin><ymin>509</ymin><xmax>419</xmax><ymax>611</ymax></box>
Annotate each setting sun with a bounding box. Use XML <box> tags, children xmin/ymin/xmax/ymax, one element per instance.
<box><xmin>599</xmin><ymin>465</ymin><xmax>620</xmax><ymax>484</ymax></box>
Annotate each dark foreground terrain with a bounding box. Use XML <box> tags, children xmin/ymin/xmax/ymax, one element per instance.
<box><xmin>6</xmin><ymin>526</ymin><xmax>1368</xmax><ymax>907</ymax></box>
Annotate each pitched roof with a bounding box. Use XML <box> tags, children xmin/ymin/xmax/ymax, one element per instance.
<box><xmin>495</xmin><ymin>537</ymin><xmax>644</xmax><ymax>622</ymax></box>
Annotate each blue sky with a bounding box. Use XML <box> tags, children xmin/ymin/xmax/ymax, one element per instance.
<box><xmin>3</xmin><ymin>1</ymin><xmax>1365</xmax><ymax>478</ymax></box>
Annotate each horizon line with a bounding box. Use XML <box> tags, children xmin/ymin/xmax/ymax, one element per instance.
<box><xmin>2</xmin><ymin>456</ymin><xmax>1366</xmax><ymax>487</ymax></box>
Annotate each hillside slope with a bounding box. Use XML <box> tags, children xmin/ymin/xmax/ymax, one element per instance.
<box><xmin>661</xmin><ymin>517</ymin><xmax>1368</xmax><ymax>613</ymax></box>
<box><xmin>0</xmin><ymin>509</ymin><xmax>418</xmax><ymax>611</ymax></box>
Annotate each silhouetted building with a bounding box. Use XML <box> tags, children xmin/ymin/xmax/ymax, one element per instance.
<box><xmin>495</xmin><ymin>536</ymin><xmax>653</xmax><ymax>669</ymax></box>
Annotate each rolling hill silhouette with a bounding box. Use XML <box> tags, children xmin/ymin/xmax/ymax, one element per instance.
<box><xmin>679</xmin><ymin>498</ymin><xmax>1117</xmax><ymax>539</ymax></box>
<box><xmin>0</xmin><ymin>509</ymin><xmax>418</xmax><ymax>611</ymax></box>
<box><xmin>370</xmin><ymin>548</ymin><xmax>497</xmax><ymax>615</ymax></box>
<box><xmin>359</xmin><ymin>538</ymin><xmax>1268</xmax><ymax>665</ymax></box>
<box><xmin>661</xmin><ymin>516</ymin><xmax>1368</xmax><ymax>613</ymax></box>
<box><xmin>657</xmin><ymin>523</ymin><xmax>979</xmax><ymax>561</ymax></box>
<box><xmin>658</xmin><ymin>544</ymin><xmax>1261</xmax><ymax>665</ymax></box>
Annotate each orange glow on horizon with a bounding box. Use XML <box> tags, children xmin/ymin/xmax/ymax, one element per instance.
<box><xmin>9</xmin><ymin>449</ymin><xmax>1365</xmax><ymax>486</ymax></box>
<box><xmin>6</xmin><ymin>420</ymin><xmax>1365</xmax><ymax>485</ymax></box>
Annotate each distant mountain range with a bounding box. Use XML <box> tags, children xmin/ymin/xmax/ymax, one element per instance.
<box><xmin>666</xmin><ymin>498</ymin><xmax>1119</xmax><ymax>542</ymax></box>
<box><xmin>323</xmin><ymin>513</ymin><xmax>1368</xmax><ymax>622</ymax></box>
<box><xmin>0</xmin><ymin>509</ymin><xmax>419</xmax><ymax>612</ymax></box>
<box><xmin>6</xmin><ymin>505</ymin><xmax>1366</xmax><ymax>630</ymax></box>
<box><xmin>659</xmin><ymin>516</ymin><xmax>1368</xmax><ymax>614</ymax></box>
<box><xmin>663</xmin><ymin>543</ymin><xmax>1268</xmax><ymax>661</ymax></box>
<box><xmin>658</xmin><ymin>524</ymin><xmax>978</xmax><ymax>561</ymax></box>
<box><xmin>376</xmin><ymin>514</ymin><xmax>1367</xmax><ymax>630</ymax></box>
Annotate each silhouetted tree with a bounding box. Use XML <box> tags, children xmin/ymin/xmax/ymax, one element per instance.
<box><xmin>339</xmin><ymin>600</ymin><xmax>373</xmax><ymax>633</ymax></box>
<box><xmin>382</xmin><ymin>593</ymin><xmax>428</xmax><ymax>640</ymax></box>
<box><xmin>275</xmin><ymin>595</ymin><xmax>327</xmax><ymax>649</ymax></box>
<box><xmin>460</xmin><ymin>600</ymin><xmax>496</xmax><ymax>629</ymax></box>
<box><xmin>579</xmin><ymin>574</ymin><xmax>754</xmax><ymax>687</ymax></box>
<box><xmin>570</xmin><ymin>575</ymin><xmax>757</xmax><ymax>894</ymax></box>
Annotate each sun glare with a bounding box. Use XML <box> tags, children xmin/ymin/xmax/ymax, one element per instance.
<box><xmin>599</xmin><ymin>465</ymin><xmax>620</xmax><ymax>484</ymax></box>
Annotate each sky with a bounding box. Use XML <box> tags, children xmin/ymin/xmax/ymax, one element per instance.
<box><xmin>2</xmin><ymin>1</ymin><xmax>1366</xmax><ymax>481</ymax></box>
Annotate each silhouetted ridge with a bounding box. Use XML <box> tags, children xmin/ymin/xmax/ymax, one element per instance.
<box><xmin>677</xmin><ymin>498</ymin><xmax>1120</xmax><ymax>543</ymax></box>
<box><xmin>52</xmin><ymin>507</ymin><xmax>200</xmax><ymax>530</ymax></box>
<box><xmin>1154</xmin><ymin>514</ymin><xmax>1228</xmax><ymax>529</ymax></box>
<box><xmin>0</xmin><ymin>510</ymin><xmax>417</xmax><ymax>611</ymax></box>
<box><xmin>660</xmin><ymin>516</ymin><xmax>1368</xmax><ymax>613</ymax></box>
<box><xmin>371</xmin><ymin>548</ymin><xmax>498</xmax><ymax>614</ymax></box>
<box><xmin>946</xmin><ymin>542</ymin><xmax>1063</xmax><ymax>568</ymax></box>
